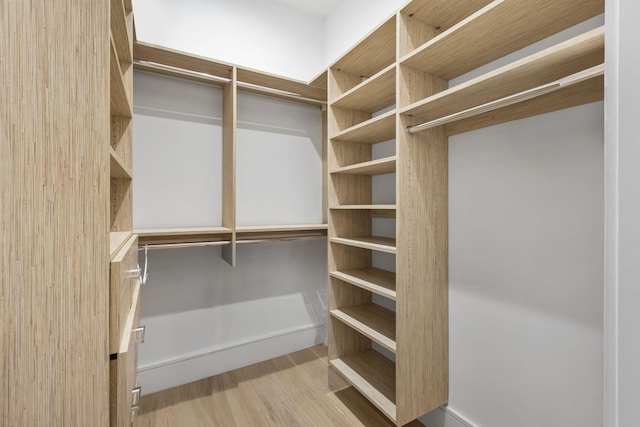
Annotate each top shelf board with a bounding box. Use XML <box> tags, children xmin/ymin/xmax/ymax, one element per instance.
<box><xmin>331</xmin><ymin>64</ymin><xmax>396</xmax><ymax>113</ymax></box>
<box><xmin>400</xmin><ymin>0</ymin><xmax>605</xmax><ymax>81</ymax></box>
<box><xmin>110</xmin><ymin>0</ymin><xmax>132</xmax><ymax>66</ymax></box>
<box><xmin>401</xmin><ymin>27</ymin><xmax>604</xmax><ymax>123</ymax></box>
<box><xmin>400</xmin><ymin>0</ymin><xmax>492</xmax><ymax>33</ymax></box>
<box><xmin>330</xmin><ymin>16</ymin><xmax>396</xmax><ymax>79</ymax></box>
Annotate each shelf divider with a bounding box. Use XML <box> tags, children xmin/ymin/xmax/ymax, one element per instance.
<box><xmin>330</xmin><ymin>236</ymin><xmax>396</xmax><ymax>254</ymax></box>
<box><xmin>331</xmin><ymin>156</ymin><xmax>396</xmax><ymax>175</ymax></box>
<box><xmin>330</xmin><ymin>268</ymin><xmax>396</xmax><ymax>301</ymax></box>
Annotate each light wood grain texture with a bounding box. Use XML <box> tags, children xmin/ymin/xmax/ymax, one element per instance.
<box><xmin>236</xmin><ymin>224</ymin><xmax>328</xmax><ymax>233</ymax></box>
<box><xmin>237</xmin><ymin>66</ymin><xmax>327</xmax><ymax>101</ymax></box>
<box><xmin>397</xmin><ymin>12</ymin><xmax>441</xmax><ymax>59</ymax></box>
<box><xmin>110</xmin><ymin>231</ymin><xmax>133</xmax><ymax>260</ymax></box>
<box><xmin>133</xmin><ymin>61</ymin><xmax>227</xmax><ymax>87</ymax></box>
<box><xmin>330</xmin><ymin>205</ymin><xmax>396</xmax><ymax>211</ymax></box>
<box><xmin>331</xmin><ymin>236</ymin><xmax>397</xmax><ymax>254</ymax></box>
<box><xmin>1</xmin><ymin>0</ymin><xmax>110</xmax><ymax>423</ymax></box>
<box><xmin>331</xmin><ymin>16</ymin><xmax>396</xmax><ymax>79</ymax></box>
<box><xmin>222</xmin><ymin>67</ymin><xmax>237</xmax><ymax>266</ymax></box>
<box><xmin>401</xmin><ymin>0</ymin><xmax>604</xmax><ymax>80</ymax></box>
<box><xmin>331</xmin><ymin>156</ymin><xmax>396</xmax><ymax>176</ymax></box>
<box><xmin>331</xmin><ymin>110</ymin><xmax>396</xmax><ymax>144</ymax></box>
<box><xmin>134</xmin><ymin>41</ymin><xmax>234</xmax><ymax>79</ymax></box>
<box><xmin>329</xmin><ymin>68</ymin><xmax>365</xmax><ymax>101</ymax></box>
<box><xmin>137</xmin><ymin>346</ymin><xmax>424</xmax><ymax>427</ymax></box>
<box><xmin>136</xmin><ymin>227</ymin><xmax>233</xmax><ymax>245</ymax></box>
<box><xmin>110</xmin><ymin>147</ymin><xmax>133</xmax><ymax>179</ymax></box>
<box><xmin>322</xmin><ymin>105</ymin><xmax>328</xmax><ymax>224</ymax></box>
<box><xmin>110</xmin><ymin>279</ymin><xmax>142</xmax><ymax>427</ymax></box>
<box><xmin>332</xmin><ymin>64</ymin><xmax>396</xmax><ymax>113</ymax></box>
<box><xmin>400</xmin><ymin>0</ymin><xmax>492</xmax><ymax>33</ymax></box>
<box><xmin>111</xmin><ymin>36</ymin><xmax>132</xmax><ymax>117</ymax></box>
<box><xmin>398</xmin><ymin>64</ymin><xmax>448</xmax><ymax>108</ymax></box>
<box><xmin>445</xmin><ymin>74</ymin><xmax>604</xmax><ymax>136</ymax></box>
<box><xmin>310</xmin><ymin>69</ymin><xmax>328</xmax><ymax>89</ymax></box>
<box><xmin>331</xmin><ymin>304</ymin><xmax>397</xmax><ymax>353</ymax></box>
<box><xmin>400</xmin><ymin>27</ymin><xmax>605</xmax><ymax>123</ymax></box>
<box><xmin>111</xmin><ymin>178</ymin><xmax>133</xmax><ymax>232</ymax></box>
<box><xmin>109</xmin><ymin>235</ymin><xmax>139</xmax><ymax>355</ymax></box>
<box><xmin>111</xmin><ymin>115</ymin><xmax>132</xmax><ymax>167</ymax></box>
<box><xmin>110</xmin><ymin>0</ymin><xmax>132</xmax><ymax>67</ymax></box>
<box><xmin>331</xmin><ymin>268</ymin><xmax>397</xmax><ymax>301</ymax></box>
<box><xmin>396</xmin><ymin>116</ymin><xmax>449</xmax><ymax>425</ymax></box>
<box><xmin>330</xmin><ymin>349</ymin><xmax>397</xmax><ymax>422</ymax></box>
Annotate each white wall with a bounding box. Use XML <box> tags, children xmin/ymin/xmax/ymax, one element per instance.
<box><xmin>132</xmin><ymin>70</ymin><xmax>327</xmax><ymax>394</ymax></box>
<box><xmin>604</xmin><ymin>0</ymin><xmax>640</xmax><ymax>425</ymax></box>
<box><xmin>132</xmin><ymin>0</ymin><xmax>324</xmax><ymax>81</ymax></box>
<box><xmin>323</xmin><ymin>0</ymin><xmax>405</xmax><ymax>66</ymax></box>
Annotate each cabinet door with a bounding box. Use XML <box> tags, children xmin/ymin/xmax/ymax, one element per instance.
<box><xmin>110</xmin><ymin>235</ymin><xmax>139</xmax><ymax>354</ymax></box>
<box><xmin>110</xmin><ymin>281</ymin><xmax>143</xmax><ymax>427</ymax></box>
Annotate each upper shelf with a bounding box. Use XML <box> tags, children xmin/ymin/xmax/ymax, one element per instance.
<box><xmin>110</xmin><ymin>37</ymin><xmax>132</xmax><ymax>118</ymax></box>
<box><xmin>400</xmin><ymin>0</ymin><xmax>492</xmax><ymax>33</ymax></box>
<box><xmin>332</xmin><ymin>110</ymin><xmax>396</xmax><ymax>145</ymax></box>
<box><xmin>330</xmin><ymin>236</ymin><xmax>397</xmax><ymax>254</ymax></box>
<box><xmin>236</xmin><ymin>224</ymin><xmax>328</xmax><ymax>240</ymax></box>
<box><xmin>400</xmin><ymin>0</ymin><xmax>604</xmax><ymax>81</ymax></box>
<box><xmin>110</xmin><ymin>0</ymin><xmax>132</xmax><ymax>67</ymax></box>
<box><xmin>330</xmin><ymin>16</ymin><xmax>396</xmax><ymax>79</ymax></box>
<box><xmin>133</xmin><ymin>42</ymin><xmax>327</xmax><ymax>103</ymax></box>
<box><xmin>331</xmin><ymin>64</ymin><xmax>396</xmax><ymax>113</ymax></box>
<box><xmin>136</xmin><ymin>227</ymin><xmax>233</xmax><ymax>245</ymax></box>
<box><xmin>400</xmin><ymin>27</ymin><xmax>604</xmax><ymax>124</ymax></box>
<box><xmin>110</xmin><ymin>231</ymin><xmax>133</xmax><ymax>260</ymax></box>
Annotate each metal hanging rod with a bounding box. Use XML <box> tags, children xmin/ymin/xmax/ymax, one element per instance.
<box><xmin>406</xmin><ymin>63</ymin><xmax>605</xmax><ymax>135</ymax></box>
<box><xmin>133</xmin><ymin>60</ymin><xmax>326</xmax><ymax>105</ymax></box>
<box><xmin>138</xmin><ymin>241</ymin><xmax>231</xmax><ymax>251</ymax></box>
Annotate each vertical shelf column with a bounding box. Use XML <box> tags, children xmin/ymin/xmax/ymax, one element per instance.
<box><xmin>222</xmin><ymin>66</ymin><xmax>237</xmax><ymax>266</ymax></box>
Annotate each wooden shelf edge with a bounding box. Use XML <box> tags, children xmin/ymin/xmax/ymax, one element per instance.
<box><xmin>110</xmin><ymin>147</ymin><xmax>132</xmax><ymax>179</ymax></box>
<box><xmin>109</xmin><ymin>231</ymin><xmax>133</xmax><ymax>260</ymax></box>
<box><xmin>331</xmin><ymin>156</ymin><xmax>397</xmax><ymax>175</ymax></box>
<box><xmin>332</xmin><ymin>110</ymin><xmax>396</xmax><ymax>144</ymax></box>
<box><xmin>330</xmin><ymin>205</ymin><xmax>396</xmax><ymax>210</ymax></box>
<box><xmin>329</xmin><ymin>351</ymin><xmax>396</xmax><ymax>422</ymax></box>
<box><xmin>135</xmin><ymin>227</ymin><xmax>233</xmax><ymax>237</ymax></box>
<box><xmin>330</xmin><ymin>236</ymin><xmax>396</xmax><ymax>254</ymax></box>
<box><xmin>110</xmin><ymin>36</ymin><xmax>132</xmax><ymax>118</ymax></box>
<box><xmin>331</xmin><ymin>305</ymin><xmax>396</xmax><ymax>353</ymax></box>
<box><xmin>110</xmin><ymin>0</ymin><xmax>132</xmax><ymax>66</ymax></box>
<box><xmin>330</xmin><ymin>268</ymin><xmax>396</xmax><ymax>300</ymax></box>
<box><xmin>331</xmin><ymin>64</ymin><xmax>396</xmax><ymax>112</ymax></box>
<box><xmin>399</xmin><ymin>26</ymin><xmax>605</xmax><ymax>122</ymax></box>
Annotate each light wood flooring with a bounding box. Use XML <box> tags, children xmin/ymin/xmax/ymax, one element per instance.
<box><xmin>137</xmin><ymin>345</ymin><xmax>424</xmax><ymax>426</ymax></box>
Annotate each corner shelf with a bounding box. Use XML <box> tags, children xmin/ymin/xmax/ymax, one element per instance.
<box><xmin>331</xmin><ymin>303</ymin><xmax>397</xmax><ymax>353</ymax></box>
<box><xmin>331</xmin><ymin>110</ymin><xmax>396</xmax><ymax>144</ymax></box>
<box><xmin>331</xmin><ymin>64</ymin><xmax>396</xmax><ymax>113</ymax></box>
<box><xmin>331</xmin><ymin>156</ymin><xmax>396</xmax><ymax>175</ymax></box>
<box><xmin>400</xmin><ymin>0</ymin><xmax>604</xmax><ymax>80</ymax></box>
<box><xmin>330</xmin><ymin>350</ymin><xmax>397</xmax><ymax>422</ymax></box>
<box><xmin>110</xmin><ymin>37</ymin><xmax>132</xmax><ymax>118</ymax></box>
<box><xmin>330</xmin><ymin>236</ymin><xmax>396</xmax><ymax>254</ymax></box>
<box><xmin>400</xmin><ymin>27</ymin><xmax>604</xmax><ymax>123</ymax></box>
<box><xmin>110</xmin><ymin>0</ymin><xmax>132</xmax><ymax>67</ymax></box>
<box><xmin>110</xmin><ymin>147</ymin><xmax>132</xmax><ymax>179</ymax></box>
<box><xmin>110</xmin><ymin>231</ymin><xmax>133</xmax><ymax>260</ymax></box>
<box><xmin>330</xmin><ymin>268</ymin><xmax>396</xmax><ymax>301</ymax></box>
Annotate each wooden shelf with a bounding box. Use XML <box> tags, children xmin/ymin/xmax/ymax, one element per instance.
<box><xmin>331</xmin><ymin>16</ymin><xmax>396</xmax><ymax>79</ymax></box>
<box><xmin>332</xmin><ymin>110</ymin><xmax>396</xmax><ymax>144</ymax></box>
<box><xmin>331</xmin><ymin>304</ymin><xmax>396</xmax><ymax>353</ymax></box>
<box><xmin>236</xmin><ymin>224</ymin><xmax>328</xmax><ymax>240</ymax></box>
<box><xmin>331</xmin><ymin>268</ymin><xmax>396</xmax><ymax>301</ymax></box>
<box><xmin>110</xmin><ymin>231</ymin><xmax>133</xmax><ymax>260</ymax></box>
<box><xmin>136</xmin><ymin>227</ymin><xmax>233</xmax><ymax>245</ymax></box>
<box><xmin>110</xmin><ymin>0</ymin><xmax>132</xmax><ymax>67</ymax></box>
<box><xmin>110</xmin><ymin>37</ymin><xmax>132</xmax><ymax>118</ymax></box>
<box><xmin>400</xmin><ymin>0</ymin><xmax>492</xmax><ymax>34</ymax></box>
<box><xmin>400</xmin><ymin>27</ymin><xmax>604</xmax><ymax>123</ymax></box>
<box><xmin>331</xmin><ymin>156</ymin><xmax>396</xmax><ymax>175</ymax></box>
<box><xmin>330</xmin><ymin>350</ymin><xmax>396</xmax><ymax>422</ymax></box>
<box><xmin>110</xmin><ymin>147</ymin><xmax>132</xmax><ymax>179</ymax></box>
<box><xmin>331</xmin><ymin>205</ymin><xmax>396</xmax><ymax>211</ymax></box>
<box><xmin>332</xmin><ymin>64</ymin><xmax>396</xmax><ymax>113</ymax></box>
<box><xmin>330</xmin><ymin>236</ymin><xmax>396</xmax><ymax>254</ymax></box>
<box><xmin>236</xmin><ymin>224</ymin><xmax>328</xmax><ymax>233</ymax></box>
<box><xmin>400</xmin><ymin>0</ymin><xmax>604</xmax><ymax>80</ymax></box>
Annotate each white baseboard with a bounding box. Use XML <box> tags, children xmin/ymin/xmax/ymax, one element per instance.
<box><xmin>138</xmin><ymin>323</ymin><xmax>327</xmax><ymax>395</ymax></box>
<box><xmin>420</xmin><ymin>405</ymin><xmax>477</xmax><ymax>427</ymax></box>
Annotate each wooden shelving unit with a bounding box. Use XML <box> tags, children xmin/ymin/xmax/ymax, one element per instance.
<box><xmin>327</xmin><ymin>0</ymin><xmax>604</xmax><ymax>424</ymax></box>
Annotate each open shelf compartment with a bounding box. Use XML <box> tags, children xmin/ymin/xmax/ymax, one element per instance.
<box><xmin>400</xmin><ymin>0</ymin><xmax>604</xmax><ymax>80</ymax></box>
<box><xmin>331</xmin><ymin>303</ymin><xmax>396</xmax><ymax>353</ymax></box>
<box><xmin>331</xmin><ymin>268</ymin><xmax>396</xmax><ymax>301</ymax></box>
<box><xmin>330</xmin><ymin>236</ymin><xmax>396</xmax><ymax>254</ymax></box>
<box><xmin>332</xmin><ymin>156</ymin><xmax>396</xmax><ymax>175</ymax></box>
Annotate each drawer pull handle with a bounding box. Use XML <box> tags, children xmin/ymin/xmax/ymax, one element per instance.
<box><xmin>131</xmin><ymin>386</ymin><xmax>142</xmax><ymax>407</ymax></box>
<box><xmin>133</xmin><ymin>326</ymin><xmax>146</xmax><ymax>344</ymax></box>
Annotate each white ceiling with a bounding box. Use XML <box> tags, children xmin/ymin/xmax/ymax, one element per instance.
<box><xmin>272</xmin><ymin>0</ymin><xmax>342</xmax><ymax>18</ymax></box>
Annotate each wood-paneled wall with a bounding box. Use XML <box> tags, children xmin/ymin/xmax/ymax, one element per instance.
<box><xmin>1</xmin><ymin>0</ymin><xmax>110</xmax><ymax>424</ymax></box>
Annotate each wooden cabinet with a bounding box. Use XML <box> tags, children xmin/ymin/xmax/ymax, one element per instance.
<box><xmin>327</xmin><ymin>0</ymin><xmax>604</xmax><ymax>425</ymax></box>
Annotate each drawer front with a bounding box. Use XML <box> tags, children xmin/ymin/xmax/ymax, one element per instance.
<box><xmin>110</xmin><ymin>282</ymin><xmax>143</xmax><ymax>427</ymax></box>
<box><xmin>109</xmin><ymin>234</ymin><xmax>139</xmax><ymax>354</ymax></box>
